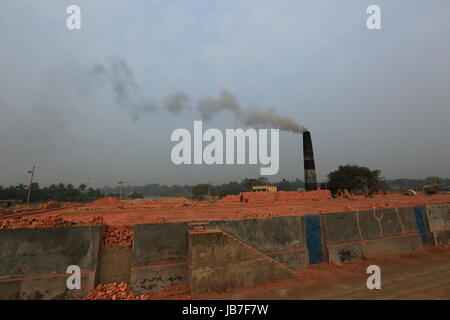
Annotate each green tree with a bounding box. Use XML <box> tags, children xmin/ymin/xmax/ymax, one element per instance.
<box><xmin>78</xmin><ymin>183</ymin><xmax>87</xmax><ymax>192</ymax></box>
<box><xmin>192</xmin><ymin>184</ymin><xmax>209</xmax><ymax>200</ymax></box>
<box><xmin>327</xmin><ymin>164</ymin><xmax>381</xmax><ymax>194</ymax></box>
<box><xmin>128</xmin><ymin>192</ymin><xmax>143</xmax><ymax>199</ymax></box>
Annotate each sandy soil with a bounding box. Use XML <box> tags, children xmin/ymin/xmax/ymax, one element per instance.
<box><xmin>2</xmin><ymin>192</ymin><xmax>450</xmax><ymax>226</ymax></box>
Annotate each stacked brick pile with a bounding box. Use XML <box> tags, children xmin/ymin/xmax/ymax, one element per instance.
<box><xmin>11</xmin><ymin>205</ymin><xmax>36</xmax><ymax>213</ymax></box>
<box><xmin>0</xmin><ymin>215</ymin><xmax>105</xmax><ymax>230</ymax></box>
<box><xmin>245</xmin><ymin>192</ymin><xmax>277</xmax><ymax>201</ymax></box>
<box><xmin>83</xmin><ymin>282</ymin><xmax>151</xmax><ymax>300</ymax></box>
<box><xmin>275</xmin><ymin>190</ymin><xmax>332</xmax><ymax>201</ymax></box>
<box><xmin>217</xmin><ymin>195</ymin><xmax>240</xmax><ymax>203</ymax></box>
<box><xmin>157</xmin><ymin>197</ymin><xmax>187</xmax><ymax>204</ymax></box>
<box><xmin>233</xmin><ymin>212</ymin><xmax>274</xmax><ymax>219</ymax></box>
<box><xmin>88</xmin><ymin>216</ymin><xmax>105</xmax><ymax>225</ymax></box>
<box><xmin>103</xmin><ymin>225</ymin><xmax>133</xmax><ymax>246</ymax></box>
<box><xmin>0</xmin><ymin>216</ymin><xmax>74</xmax><ymax>230</ymax></box>
<box><xmin>38</xmin><ymin>200</ymin><xmax>61</xmax><ymax>210</ymax></box>
<box><xmin>218</xmin><ymin>190</ymin><xmax>332</xmax><ymax>203</ymax></box>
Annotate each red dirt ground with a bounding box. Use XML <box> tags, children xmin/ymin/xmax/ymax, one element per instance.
<box><xmin>179</xmin><ymin>245</ymin><xmax>450</xmax><ymax>300</ymax></box>
<box><xmin>1</xmin><ymin>191</ymin><xmax>450</xmax><ymax>227</ymax></box>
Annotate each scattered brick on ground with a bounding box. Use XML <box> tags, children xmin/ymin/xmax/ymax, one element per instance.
<box><xmin>103</xmin><ymin>225</ymin><xmax>133</xmax><ymax>246</ymax></box>
<box><xmin>83</xmin><ymin>282</ymin><xmax>152</xmax><ymax>300</ymax></box>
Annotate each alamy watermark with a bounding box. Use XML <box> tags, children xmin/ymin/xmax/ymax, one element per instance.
<box><xmin>170</xmin><ymin>121</ymin><xmax>279</xmax><ymax>175</ymax></box>
<box><xmin>66</xmin><ymin>265</ymin><xmax>81</xmax><ymax>290</ymax></box>
<box><xmin>366</xmin><ymin>265</ymin><xmax>381</xmax><ymax>289</ymax></box>
<box><xmin>66</xmin><ymin>5</ymin><xmax>81</xmax><ymax>30</ymax></box>
<box><xmin>367</xmin><ymin>5</ymin><xmax>381</xmax><ymax>30</ymax></box>
<box><xmin>65</xmin><ymin>5</ymin><xmax>381</xmax><ymax>31</ymax></box>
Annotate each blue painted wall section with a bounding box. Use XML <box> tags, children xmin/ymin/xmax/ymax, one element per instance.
<box><xmin>305</xmin><ymin>214</ymin><xmax>324</xmax><ymax>264</ymax></box>
<box><xmin>414</xmin><ymin>207</ymin><xmax>429</xmax><ymax>244</ymax></box>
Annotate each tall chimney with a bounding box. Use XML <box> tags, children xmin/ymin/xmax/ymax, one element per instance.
<box><xmin>303</xmin><ymin>131</ymin><xmax>318</xmax><ymax>191</ymax></box>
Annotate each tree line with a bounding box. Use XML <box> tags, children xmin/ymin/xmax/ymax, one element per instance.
<box><xmin>0</xmin><ymin>178</ymin><xmax>305</xmax><ymax>202</ymax></box>
<box><xmin>2</xmin><ymin>164</ymin><xmax>449</xmax><ymax>202</ymax></box>
<box><xmin>0</xmin><ymin>183</ymin><xmax>104</xmax><ymax>202</ymax></box>
<box><xmin>0</xmin><ymin>183</ymin><xmax>143</xmax><ymax>203</ymax></box>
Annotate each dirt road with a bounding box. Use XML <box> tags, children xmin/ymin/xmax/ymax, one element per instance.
<box><xmin>187</xmin><ymin>246</ymin><xmax>450</xmax><ymax>300</ymax></box>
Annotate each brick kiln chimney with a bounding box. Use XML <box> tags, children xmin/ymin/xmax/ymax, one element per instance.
<box><xmin>303</xmin><ymin>131</ymin><xmax>318</xmax><ymax>191</ymax></box>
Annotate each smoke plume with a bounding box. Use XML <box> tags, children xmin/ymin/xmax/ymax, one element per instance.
<box><xmin>89</xmin><ymin>58</ymin><xmax>191</xmax><ymax>121</ymax></box>
<box><xmin>163</xmin><ymin>91</ymin><xmax>190</xmax><ymax>114</ymax></box>
<box><xmin>89</xmin><ymin>59</ymin><xmax>304</xmax><ymax>132</ymax></box>
<box><xmin>90</xmin><ymin>58</ymin><xmax>159</xmax><ymax>121</ymax></box>
<box><xmin>198</xmin><ymin>90</ymin><xmax>306</xmax><ymax>133</ymax></box>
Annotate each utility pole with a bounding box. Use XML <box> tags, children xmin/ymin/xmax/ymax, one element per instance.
<box><xmin>118</xmin><ymin>181</ymin><xmax>124</xmax><ymax>201</ymax></box>
<box><xmin>208</xmin><ymin>181</ymin><xmax>211</xmax><ymax>198</ymax></box>
<box><xmin>26</xmin><ymin>166</ymin><xmax>35</xmax><ymax>205</ymax></box>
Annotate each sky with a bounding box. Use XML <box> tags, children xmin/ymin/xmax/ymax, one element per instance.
<box><xmin>0</xmin><ymin>0</ymin><xmax>449</xmax><ymax>187</ymax></box>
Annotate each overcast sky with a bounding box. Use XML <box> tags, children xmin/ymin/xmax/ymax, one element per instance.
<box><xmin>1</xmin><ymin>0</ymin><xmax>449</xmax><ymax>187</ymax></box>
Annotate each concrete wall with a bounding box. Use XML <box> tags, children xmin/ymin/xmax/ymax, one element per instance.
<box><xmin>131</xmin><ymin>207</ymin><xmax>436</xmax><ymax>294</ymax></box>
<box><xmin>425</xmin><ymin>204</ymin><xmax>450</xmax><ymax>246</ymax></box>
<box><xmin>210</xmin><ymin>216</ymin><xmax>308</xmax><ymax>270</ymax></box>
<box><xmin>131</xmin><ymin>216</ymin><xmax>308</xmax><ymax>294</ymax></box>
<box><xmin>188</xmin><ymin>228</ymin><xmax>295</xmax><ymax>295</ymax></box>
<box><xmin>322</xmin><ymin>207</ymin><xmax>423</xmax><ymax>263</ymax></box>
<box><xmin>0</xmin><ymin>225</ymin><xmax>103</xmax><ymax>300</ymax></box>
<box><xmin>130</xmin><ymin>222</ymin><xmax>189</xmax><ymax>295</ymax></box>
<box><xmin>96</xmin><ymin>245</ymin><xmax>132</xmax><ymax>284</ymax></box>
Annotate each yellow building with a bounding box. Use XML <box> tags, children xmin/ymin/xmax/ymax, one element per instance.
<box><xmin>251</xmin><ymin>186</ymin><xmax>277</xmax><ymax>192</ymax></box>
